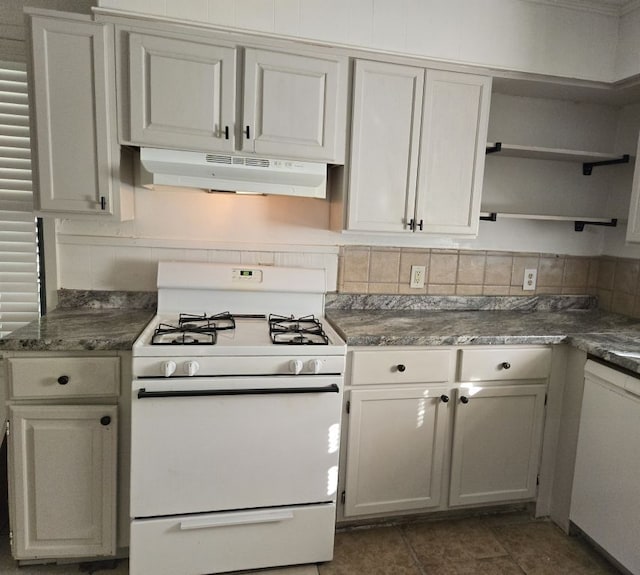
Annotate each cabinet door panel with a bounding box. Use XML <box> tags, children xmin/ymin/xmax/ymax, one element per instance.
<box><xmin>449</xmin><ymin>384</ymin><xmax>546</xmax><ymax>507</ymax></box>
<box><xmin>344</xmin><ymin>385</ymin><xmax>448</xmax><ymax>516</ymax></box>
<box><xmin>416</xmin><ymin>70</ymin><xmax>491</xmax><ymax>235</ymax></box>
<box><xmin>128</xmin><ymin>33</ymin><xmax>235</xmax><ymax>152</ymax></box>
<box><xmin>243</xmin><ymin>48</ymin><xmax>346</xmax><ymax>162</ymax></box>
<box><xmin>31</xmin><ymin>17</ymin><xmax>115</xmax><ymax>214</ymax></box>
<box><xmin>347</xmin><ymin>60</ymin><xmax>423</xmax><ymax>232</ymax></box>
<box><xmin>9</xmin><ymin>405</ymin><xmax>117</xmax><ymax>559</ymax></box>
<box><xmin>625</xmin><ymin>134</ymin><xmax>640</xmax><ymax>242</ymax></box>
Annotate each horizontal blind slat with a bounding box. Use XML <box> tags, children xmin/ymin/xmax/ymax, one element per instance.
<box><xmin>0</xmin><ymin>91</ymin><xmax>28</xmax><ymax>105</ymax></box>
<box><xmin>0</xmin><ymin>135</ymin><xmax>30</xmax><ymax>148</ymax></box>
<box><xmin>0</xmin><ymin>113</ymin><xmax>29</xmax><ymax>127</ymax></box>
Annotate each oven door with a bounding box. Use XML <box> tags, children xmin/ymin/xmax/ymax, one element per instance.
<box><xmin>130</xmin><ymin>376</ymin><xmax>343</xmax><ymax>518</ymax></box>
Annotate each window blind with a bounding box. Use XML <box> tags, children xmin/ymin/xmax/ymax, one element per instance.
<box><xmin>0</xmin><ymin>62</ymin><xmax>39</xmax><ymax>338</ymax></box>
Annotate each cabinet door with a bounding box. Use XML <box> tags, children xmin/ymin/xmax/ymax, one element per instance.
<box><xmin>128</xmin><ymin>33</ymin><xmax>236</xmax><ymax>152</ymax></box>
<box><xmin>415</xmin><ymin>70</ymin><xmax>491</xmax><ymax>235</ymax></box>
<box><xmin>344</xmin><ymin>385</ymin><xmax>449</xmax><ymax>517</ymax></box>
<box><xmin>242</xmin><ymin>48</ymin><xmax>347</xmax><ymax>162</ymax></box>
<box><xmin>8</xmin><ymin>405</ymin><xmax>117</xmax><ymax>559</ymax></box>
<box><xmin>449</xmin><ymin>384</ymin><xmax>546</xmax><ymax>507</ymax></box>
<box><xmin>625</xmin><ymin>134</ymin><xmax>640</xmax><ymax>242</ymax></box>
<box><xmin>347</xmin><ymin>60</ymin><xmax>424</xmax><ymax>232</ymax></box>
<box><xmin>30</xmin><ymin>16</ymin><xmax>116</xmax><ymax>215</ymax></box>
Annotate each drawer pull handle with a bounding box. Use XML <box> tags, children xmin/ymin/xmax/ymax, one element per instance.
<box><xmin>460</xmin><ymin>395</ymin><xmax>470</xmax><ymax>404</ymax></box>
<box><xmin>100</xmin><ymin>416</ymin><xmax>111</xmax><ymax>426</ymax></box>
<box><xmin>440</xmin><ymin>394</ymin><xmax>449</xmax><ymax>403</ymax></box>
<box><xmin>57</xmin><ymin>375</ymin><xmax>69</xmax><ymax>385</ymax></box>
<box><xmin>180</xmin><ymin>510</ymin><xmax>294</xmax><ymax>530</ymax></box>
<box><xmin>397</xmin><ymin>364</ymin><xmax>406</xmax><ymax>372</ymax></box>
<box><xmin>501</xmin><ymin>362</ymin><xmax>511</xmax><ymax>370</ymax></box>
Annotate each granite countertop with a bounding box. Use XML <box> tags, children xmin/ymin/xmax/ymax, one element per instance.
<box><xmin>0</xmin><ymin>308</ymin><xmax>155</xmax><ymax>352</ymax></box>
<box><xmin>325</xmin><ymin>306</ymin><xmax>640</xmax><ymax>375</ymax></box>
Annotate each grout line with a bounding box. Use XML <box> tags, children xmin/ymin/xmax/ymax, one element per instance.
<box><xmin>397</xmin><ymin>526</ymin><xmax>429</xmax><ymax>575</ymax></box>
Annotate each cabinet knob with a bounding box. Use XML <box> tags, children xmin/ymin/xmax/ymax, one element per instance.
<box><xmin>460</xmin><ymin>395</ymin><xmax>469</xmax><ymax>404</ymax></box>
<box><xmin>501</xmin><ymin>362</ymin><xmax>511</xmax><ymax>370</ymax></box>
<box><xmin>57</xmin><ymin>375</ymin><xmax>69</xmax><ymax>385</ymax></box>
<box><xmin>396</xmin><ymin>364</ymin><xmax>406</xmax><ymax>372</ymax></box>
<box><xmin>100</xmin><ymin>416</ymin><xmax>111</xmax><ymax>426</ymax></box>
<box><xmin>440</xmin><ymin>394</ymin><xmax>449</xmax><ymax>403</ymax></box>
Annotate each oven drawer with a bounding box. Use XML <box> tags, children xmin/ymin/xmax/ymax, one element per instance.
<box><xmin>458</xmin><ymin>348</ymin><xmax>551</xmax><ymax>382</ymax></box>
<box><xmin>130</xmin><ymin>503</ymin><xmax>335</xmax><ymax>575</ymax></box>
<box><xmin>350</xmin><ymin>349</ymin><xmax>452</xmax><ymax>385</ymax></box>
<box><xmin>7</xmin><ymin>357</ymin><xmax>120</xmax><ymax>399</ymax></box>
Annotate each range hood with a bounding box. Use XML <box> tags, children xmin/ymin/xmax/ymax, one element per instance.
<box><xmin>138</xmin><ymin>148</ymin><xmax>327</xmax><ymax>199</ymax></box>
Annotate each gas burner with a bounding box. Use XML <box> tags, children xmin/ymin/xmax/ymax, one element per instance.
<box><xmin>151</xmin><ymin>323</ymin><xmax>217</xmax><ymax>346</ymax></box>
<box><xmin>178</xmin><ymin>312</ymin><xmax>236</xmax><ymax>331</ymax></box>
<box><xmin>269</xmin><ymin>314</ymin><xmax>329</xmax><ymax>345</ymax></box>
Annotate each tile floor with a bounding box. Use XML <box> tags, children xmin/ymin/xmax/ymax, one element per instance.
<box><xmin>0</xmin><ymin>512</ymin><xmax>622</xmax><ymax>575</ymax></box>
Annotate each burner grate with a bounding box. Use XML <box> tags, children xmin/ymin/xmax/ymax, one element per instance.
<box><xmin>151</xmin><ymin>322</ymin><xmax>218</xmax><ymax>345</ymax></box>
<box><xmin>178</xmin><ymin>312</ymin><xmax>236</xmax><ymax>331</ymax></box>
<box><xmin>268</xmin><ymin>314</ymin><xmax>329</xmax><ymax>345</ymax></box>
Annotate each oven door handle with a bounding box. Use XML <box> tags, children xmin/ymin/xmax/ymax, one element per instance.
<box><xmin>137</xmin><ymin>383</ymin><xmax>340</xmax><ymax>399</ymax></box>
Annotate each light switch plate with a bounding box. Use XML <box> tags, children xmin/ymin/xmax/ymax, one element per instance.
<box><xmin>523</xmin><ymin>268</ymin><xmax>537</xmax><ymax>291</ymax></box>
<box><xmin>410</xmin><ymin>265</ymin><xmax>426</xmax><ymax>289</ymax></box>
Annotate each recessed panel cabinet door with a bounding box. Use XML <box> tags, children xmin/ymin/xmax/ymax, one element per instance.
<box><xmin>8</xmin><ymin>405</ymin><xmax>118</xmax><ymax>559</ymax></box>
<box><xmin>347</xmin><ymin>60</ymin><xmax>424</xmax><ymax>232</ymax></box>
<box><xmin>242</xmin><ymin>48</ymin><xmax>347</xmax><ymax>162</ymax></box>
<box><xmin>416</xmin><ymin>70</ymin><xmax>491</xmax><ymax>235</ymax></box>
<box><xmin>344</xmin><ymin>386</ymin><xmax>449</xmax><ymax>517</ymax></box>
<box><xmin>449</xmin><ymin>384</ymin><xmax>546</xmax><ymax>507</ymax></box>
<box><xmin>128</xmin><ymin>33</ymin><xmax>236</xmax><ymax>152</ymax></box>
<box><xmin>30</xmin><ymin>16</ymin><xmax>116</xmax><ymax>215</ymax></box>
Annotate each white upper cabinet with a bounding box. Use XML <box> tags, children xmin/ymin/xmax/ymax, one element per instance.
<box><xmin>29</xmin><ymin>13</ymin><xmax>132</xmax><ymax>219</ymax></box>
<box><xmin>119</xmin><ymin>24</ymin><xmax>348</xmax><ymax>163</ymax></box>
<box><xmin>626</xmin><ymin>134</ymin><xmax>640</xmax><ymax>243</ymax></box>
<box><xmin>243</xmin><ymin>48</ymin><xmax>347</xmax><ymax>162</ymax></box>
<box><xmin>346</xmin><ymin>60</ymin><xmax>491</xmax><ymax>235</ymax></box>
<box><xmin>347</xmin><ymin>60</ymin><xmax>423</xmax><ymax>232</ymax></box>
<box><xmin>127</xmin><ymin>33</ymin><xmax>236</xmax><ymax>152</ymax></box>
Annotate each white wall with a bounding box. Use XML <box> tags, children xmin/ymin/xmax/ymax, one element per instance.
<box><xmin>615</xmin><ymin>5</ymin><xmax>640</xmax><ymax>80</ymax></box>
<box><xmin>97</xmin><ymin>0</ymin><xmax>620</xmax><ymax>83</ymax></box>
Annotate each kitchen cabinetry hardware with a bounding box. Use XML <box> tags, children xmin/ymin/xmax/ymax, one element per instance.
<box><xmin>397</xmin><ymin>364</ymin><xmax>406</xmax><ymax>372</ymax></box>
<box><xmin>440</xmin><ymin>394</ymin><xmax>450</xmax><ymax>403</ymax></box>
<box><xmin>574</xmin><ymin>218</ymin><xmax>617</xmax><ymax>232</ymax></box>
<box><xmin>245</xmin><ymin>125</ymin><xmax>251</xmax><ymax>139</ymax></box>
<box><xmin>480</xmin><ymin>212</ymin><xmax>497</xmax><ymax>221</ymax></box>
<box><xmin>460</xmin><ymin>395</ymin><xmax>470</xmax><ymax>404</ymax></box>
<box><xmin>224</xmin><ymin>126</ymin><xmax>230</xmax><ymax>140</ymax></box>
<box><xmin>58</xmin><ymin>375</ymin><xmax>70</xmax><ymax>385</ymax></box>
<box><xmin>582</xmin><ymin>154</ymin><xmax>629</xmax><ymax>175</ymax></box>
<box><xmin>486</xmin><ymin>142</ymin><xmax>502</xmax><ymax>154</ymax></box>
<box><xmin>501</xmin><ymin>362</ymin><xmax>511</xmax><ymax>370</ymax></box>
<box><xmin>100</xmin><ymin>196</ymin><xmax>106</xmax><ymax>210</ymax></box>
<box><xmin>100</xmin><ymin>415</ymin><xmax>112</xmax><ymax>426</ymax></box>
<box><xmin>137</xmin><ymin>384</ymin><xmax>340</xmax><ymax>399</ymax></box>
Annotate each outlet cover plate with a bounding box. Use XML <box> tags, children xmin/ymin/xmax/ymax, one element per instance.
<box><xmin>523</xmin><ymin>268</ymin><xmax>537</xmax><ymax>291</ymax></box>
<box><xmin>410</xmin><ymin>265</ymin><xmax>426</xmax><ymax>289</ymax></box>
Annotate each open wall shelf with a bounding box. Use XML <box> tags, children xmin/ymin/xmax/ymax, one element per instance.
<box><xmin>479</xmin><ymin>211</ymin><xmax>618</xmax><ymax>232</ymax></box>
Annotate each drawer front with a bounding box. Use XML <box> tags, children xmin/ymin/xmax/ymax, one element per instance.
<box><xmin>459</xmin><ymin>348</ymin><xmax>551</xmax><ymax>382</ymax></box>
<box><xmin>350</xmin><ymin>349</ymin><xmax>452</xmax><ymax>385</ymax></box>
<box><xmin>130</xmin><ymin>504</ymin><xmax>335</xmax><ymax>575</ymax></box>
<box><xmin>8</xmin><ymin>357</ymin><xmax>120</xmax><ymax>399</ymax></box>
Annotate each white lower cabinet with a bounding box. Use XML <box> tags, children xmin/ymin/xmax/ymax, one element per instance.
<box><xmin>449</xmin><ymin>383</ymin><xmax>547</xmax><ymax>507</ymax></box>
<box><xmin>344</xmin><ymin>385</ymin><xmax>449</xmax><ymax>516</ymax></box>
<box><xmin>4</xmin><ymin>353</ymin><xmax>123</xmax><ymax>561</ymax></box>
<box><xmin>341</xmin><ymin>346</ymin><xmax>550</xmax><ymax>520</ymax></box>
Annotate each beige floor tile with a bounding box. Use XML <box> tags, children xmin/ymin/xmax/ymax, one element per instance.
<box><xmin>492</xmin><ymin>522</ymin><xmax>619</xmax><ymax>575</ymax></box>
<box><xmin>318</xmin><ymin>526</ymin><xmax>420</xmax><ymax>575</ymax></box>
<box><xmin>402</xmin><ymin>518</ymin><xmax>508</xmax><ymax>567</ymax></box>
<box><xmin>425</xmin><ymin>556</ymin><xmax>525</xmax><ymax>574</ymax></box>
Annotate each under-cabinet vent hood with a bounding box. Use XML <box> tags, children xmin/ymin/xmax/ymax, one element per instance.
<box><xmin>138</xmin><ymin>148</ymin><xmax>327</xmax><ymax>198</ymax></box>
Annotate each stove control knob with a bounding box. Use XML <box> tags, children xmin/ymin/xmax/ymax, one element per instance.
<box><xmin>290</xmin><ymin>359</ymin><xmax>304</xmax><ymax>375</ymax></box>
<box><xmin>162</xmin><ymin>361</ymin><xmax>177</xmax><ymax>378</ymax></box>
<box><xmin>309</xmin><ymin>359</ymin><xmax>323</xmax><ymax>374</ymax></box>
<box><xmin>185</xmin><ymin>361</ymin><xmax>200</xmax><ymax>377</ymax></box>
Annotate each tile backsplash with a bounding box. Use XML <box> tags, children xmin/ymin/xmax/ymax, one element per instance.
<box><xmin>338</xmin><ymin>246</ymin><xmax>640</xmax><ymax>318</ymax></box>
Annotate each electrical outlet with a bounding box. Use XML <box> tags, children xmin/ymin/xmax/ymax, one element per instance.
<box><xmin>410</xmin><ymin>265</ymin><xmax>426</xmax><ymax>289</ymax></box>
<box><xmin>523</xmin><ymin>268</ymin><xmax>537</xmax><ymax>291</ymax></box>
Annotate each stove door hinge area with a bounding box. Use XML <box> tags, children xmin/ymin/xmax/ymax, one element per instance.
<box><xmin>346</xmin><ymin>400</ymin><xmax>350</xmax><ymax>414</ymax></box>
<box><xmin>341</xmin><ymin>491</ymin><xmax>346</xmax><ymax>505</ymax></box>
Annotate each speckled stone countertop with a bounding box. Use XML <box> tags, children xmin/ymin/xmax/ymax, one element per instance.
<box><xmin>0</xmin><ymin>290</ymin><xmax>156</xmax><ymax>352</ymax></box>
<box><xmin>325</xmin><ymin>295</ymin><xmax>640</xmax><ymax>375</ymax></box>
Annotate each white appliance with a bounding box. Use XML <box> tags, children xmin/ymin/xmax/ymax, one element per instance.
<box><xmin>138</xmin><ymin>147</ymin><xmax>327</xmax><ymax>198</ymax></box>
<box><xmin>130</xmin><ymin>262</ymin><xmax>346</xmax><ymax>575</ymax></box>
<box><xmin>570</xmin><ymin>359</ymin><xmax>640</xmax><ymax>574</ymax></box>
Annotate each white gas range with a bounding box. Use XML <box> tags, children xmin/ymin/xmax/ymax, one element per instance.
<box><xmin>129</xmin><ymin>262</ymin><xmax>346</xmax><ymax>575</ymax></box>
